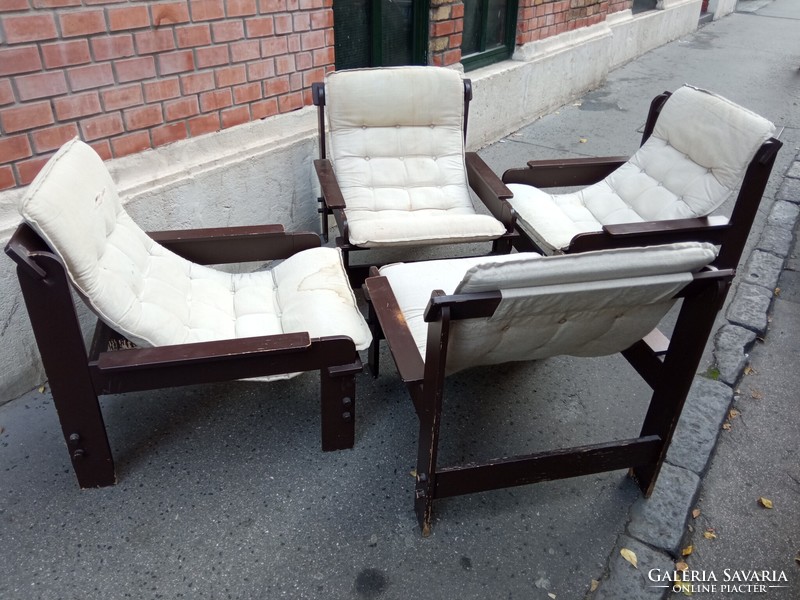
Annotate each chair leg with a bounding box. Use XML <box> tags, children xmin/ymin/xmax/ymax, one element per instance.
<box><xmin>318</xmin><ymin>196</ymin><xmax>329</xmax><ymax>243</ymax></box>
<box><xmin>51</xmin><ymin>384</ymin><xmax>116</xmax><ymax>488</ymax></box>
<box><xmin>319</xmin><ymin>364</ymin><xmax>357</xmax><ymax>451</ymax></box>
<box><xmin>413</xmin><ymin>385</ymin><xmax>445</xmax><ymax>536</ymax></box>
<box><xmin>15</xmin><ymin>258</ymin><xmax>116</xmax><ymax>488</ymax></box>
<box><xmin>631</xmin><ymin>280</ymin><xmax>728</xmax><ymax>495</ymax></box>
<box><xmin>366</xmin><ymin>298</ymin><xmax>382</xmax><ymax>378</ymax></box>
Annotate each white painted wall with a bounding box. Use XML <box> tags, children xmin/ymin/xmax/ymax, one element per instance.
<box><xmin>0</xmin><ymin>0</ymin><xmax>703</xmax><ymax>403</ymax></box>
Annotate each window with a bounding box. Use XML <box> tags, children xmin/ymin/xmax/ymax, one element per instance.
<box><xmin>461</xmin><ymin>0</ymin><xmax>519</xmax><ymax>71</ymax></box>
<box><xmin>333</xmin><ymin>0</ymin><xmax>428</xmax><ymax>69</ymax></box>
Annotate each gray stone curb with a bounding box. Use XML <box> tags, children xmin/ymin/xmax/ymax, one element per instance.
<box><xmin>591</xmin><ymin>536</ymin><xmax>675</xmax><ymax>600</ymax></box>
<box><xmin>591</xmin><ymin>151</ymin><xmax>800</xmax><ymax>599</ymax></box>
<box><xmin>713</xmin><ymin>324</ymin><xmax>757</xmax><ymax>386</ymax></box>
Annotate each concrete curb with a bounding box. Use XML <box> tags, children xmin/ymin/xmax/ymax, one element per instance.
<box><xmin>590</xmin><ymin>149</ymin><xmax>800</xmax><ymax>598</ymax></box>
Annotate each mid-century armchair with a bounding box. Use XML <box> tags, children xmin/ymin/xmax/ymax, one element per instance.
<box><xmin>313</xmin><ymin>66</ymin><xmax>516</xmax><ymax>281</ymax></box>
<box><xmin>5</xmin><ymin>139</ymin><xmax>372</xmax><ymax>488</ymax></box>
<box><xmin>364</xmin><ymin>243</ymin><xmax>732</xmax><ymax>534</ymax></box>
<box><xmin>502</xmin><ymin>85</ymin><xmax>782</xmax><ymax>269</ymax></box>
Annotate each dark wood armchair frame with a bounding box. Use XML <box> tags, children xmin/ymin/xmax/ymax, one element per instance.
<box><xmin>5</xmin><ymin>222</ymin><xmax>363</xmax><ymax>489</ymax></box>
<box><xmin>363</xmin><ymin>263</ymin><xmax>733</xmax><ymax>535</ymax></box>
<box><xmin>502</xmin><ymin>91</ymin><xmax>783</xmax><ymax>270</ymax></box>
<box><xmin>312</xmin><ymin>78</ymin><xmax>517</xmax><ymax>283</ymax></box>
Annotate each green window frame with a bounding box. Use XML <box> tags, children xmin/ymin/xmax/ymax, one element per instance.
<box><xmin>333</xmin><ymin>0</ymin><xmax>429</xmax><ymax>69</ymax></box>
<box><xmin>461</xmin><ymin>0</ymin><xmax>519</xmax><ymax>71</ymax></box>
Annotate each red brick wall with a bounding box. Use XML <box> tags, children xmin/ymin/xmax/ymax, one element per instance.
<box><xmin>517</xmin><ymin>0</ymin><xmax>625</xmax><ymax>46</ymax></box>
<box><xmin>0</xmin><ymin>0</ymin><xmax>335</xmax><ymax>191</ymax></box>
<box><xmin>430</xmin><ymin>0</ymin><xmax>464</xmax><ymax>67</ymax></box>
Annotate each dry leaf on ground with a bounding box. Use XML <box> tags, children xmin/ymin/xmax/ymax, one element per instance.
<box><xmin>751</xmin><ymin>389</ymin><xmax>764</xmax><ymax>400</ymax></box>
<box><xmin>620</xmin><ymin>548</ymin><xmax>638</xmax><ymax>568</ymax></box>
<box><xmin>758</xmin><ymin>497</ymin><xmax>774</xmax><ymax>509</ymax></box>
<box><xmin>590</xmin><ymin>580</ymin><xmax>600</xmax><ymax>592</ymax></box>
<box><xmin>691</xmin><ymin>508</ymin><xmax>701</xmax><ymax>519</ymax></box>
<box><xmin>703</xmin><ymin>528</ymin><xmax>717</xmax><ymax>540</ymax></box>
<box><xmin>681</xmin><ymin>545</ymin><xmax>694</xmax><ymax>556</ymax></box>
<box><xmin>675</xmin><ymin>561</ymin><xmax>689</xmax><ymax>571</ymax></box>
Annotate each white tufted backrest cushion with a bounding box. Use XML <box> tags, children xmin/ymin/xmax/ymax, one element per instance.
<box><xmin>608</xmin><ymin>85</ymin><xmax>776</xmax><ymax>221</ymax></box>
<box><xmin>380</xmin><ymin>243</ymin><xmax>717</xmax><ymax>375</ymax></box>
<box><xmin>324</xmin><ymin>66</ymin><xmax>474</xmax><ymax>216</ymax></box>
<box><xmin>447</xmin><ymin>242</ymin><xmax>718</xmax><ymax>373</ymax></box>
<box><xmin>19</xmin><ymin>138</ymin><xmax>372</xmax><ymax>355</ymax></box>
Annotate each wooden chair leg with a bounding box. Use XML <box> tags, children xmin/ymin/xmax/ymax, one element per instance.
<box><xmin>414</xmin><ymin>406</ymin><xmax>442</xmax><ymax>537</ymax></box>
<box><xmin>319</xmin><ymin>363</ymin><xmax>358</xmax><ymax>451</ymax></box>
<box><xmin>631</xmin><ymin>279</ymin><xmax>728</xmax><ymax>495</ymax></box>
<box><xmin>15</xmin><ymin>256</ymin><xmax>116</xmax><ymax>488</ymax></box>
<box><xmin>51</xmin><ymin>384</ymin><xmax>116</xmax><ymax>488</ymax></box>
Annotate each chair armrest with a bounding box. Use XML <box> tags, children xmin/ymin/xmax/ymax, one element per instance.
<box><xmin>314</xmin><ymin>158</ymin><xmax>347</xmax><ymax>210</ymax></box>
<box><xmin>465</xmin><ymin>152</ymin><xmax>515</xmax><ymax>231</ymax></box>
<box><xmin>567</xmin><ymin>216</ymin><xmax>730</xmax><ymax>253</ymax></box>
<box><xmin>90</xmin><ymin>332</ymin><xmax>359</xmax><ymax>392</ymax></box>
<box><xmin>502</xmin><ymin>156</ymin><xmax>628</xmax><ymax>188</ymax></box>
<box><xmin>148</xmin><ymin>224</ymin><xmax>321</xmax><ymax>264</ymax></box>
<box><xmin>363</xmin><ymin>274</ymin><xmax>425</xmax><ymax>384</ymax></box>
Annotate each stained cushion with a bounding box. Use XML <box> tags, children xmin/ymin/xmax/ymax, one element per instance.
<box><xmin>325</xmin><ymin>66</ymin><xmax>505</xmax><ymax>247</ymax></box>
<box><xmin>379</xmin><ymin>242</ymin><xmax>717</xmax><ymax>374</ymax></box>
<box><xmin>20</xmin><ymin>139</ymin><xmax>372</xmax><ymax>380</ymax></box>
<box><xmin>507</xmin><ymin>86</ymin><xmax>776</xmax><ymax>253</ymax></box>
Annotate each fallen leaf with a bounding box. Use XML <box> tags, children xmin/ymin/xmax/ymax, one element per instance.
<box><xmin>681</xmin><ymin>545</ymin><xmax>694</xmax><ymax>557</ymax></box>
<box><xmin>703</xmin><ymin>528</ymin><xmax>717</xmax><ymax>540</ymax></box>
<box><xmin>728</xmin><ymin>408</ymin><xmax>741</xmax><ymax>419</ymax></box>
<box><xmin>722</xmin><ymin>422</ymin><xmax>732</xmax><ymax>431</ymax></box>
<box><xmin>691</xmin><ymin>508</ymin><xmax>701</xmax><ymax>519</ymax></box>
<box><xmin>758</xmin><ymin>497</ymin><xmax>773</xmax><ymax>509</ymax></box>
<box><xmin>620</xmin><ymin>548</ymin><xmax>638</xmax><ymax>568</ymax></box>
<box><xmin>687</xmin><ymin>524</ymin><xmax>694</xmax><ymax>533</ymax></box>
<box><xmin>744</xmin><ymin>365</ymin><xmax>757</xmax><ymax>376</ymax></box>
<box><xmin>675</xmin><ymin>561</ymin><xmax>689</xmax><ymax>571</ymax></box>
<box><xmin>38</xmin><ymin>385</ymin><xmax>45</xmax><ymax>393</ymax></box>
<box><xmin>590</xmin><ymin>579</ymin><xmax>600</xmax><ymax>592</ymax></box>
<box><xmin>579</xmin><ymin>138</ymin><xmax>588</xmax><ymax>143</ymax></box>
<box><xmin>675</xmin><ymin>579</ymin><xmax>693</xmax><ymax>596</ymax></box>
<box><xmin>751</xmin><ymin>389</ymin><xmax>764</xmax><ymax>400</ymax></box>
<box><xmin>774</xmin><ymin>287</ymin><xmax>781</xmax><ymax>296</ymax></box>
<box><xmin>410</xmin><ymin>469</ymin><xmax>417</xmax><ymax>478</ymax></box>
<box><xmin>548</xmin><ymin>594</ymin><xmax>556</xmax><ymax>599</ymax></box>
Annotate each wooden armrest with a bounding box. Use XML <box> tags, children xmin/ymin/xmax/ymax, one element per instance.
<box><xmin>567</xmin><ymin>216</ymin><xmax>731</xmax><ymax>253</ymax></box>
<box><xmin>502</xmin><ymin>156</ymin><xmax>628</xmax><ymax>188</ymax></box>
<box><xmin>601</xmin><ymin>215</ymin><xmax>729</xmax><ymax>237</ymax></box>
<box><xmin>466</xmin><ymin>152</ymin><xmax>515</xmax><ymax>230</ymax></box>
<box><xmin>424</xmin><ymin>290</ymin><xmax>502</xmax><ymax>322</ymax></box>
<box><xmin>364</xmin><ymin>275</ymin><xmax>425</xmax><ymax>384</ymax></box>
<box><xmin>148</xmin><ymin>224</ymin><xmax>321</xmax><ymax>264</ymax></box>
<box><xmin>314</xmin><ymin>158</ymin><xmax>347</xmax><ymax>210</ymax></box>
<box><xmin>95</xmin><ymin>332</ymin><xmax>313</xmax><ymax>372</ymax></box>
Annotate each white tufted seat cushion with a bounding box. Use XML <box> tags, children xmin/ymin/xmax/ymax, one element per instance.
<box><xmin>325</xmin><ymin>66</ymin><xmax>506</xmax><ymax>247</ymax></box>
<box><xmin>379</xmin><ymin>242</ymin><xmax>717</xmax><ymax>374</ymax></box>
<box><xmin>20</xmin><ymin>139</ymin><xmax>371</xmax><ymax>380</ymax></box>
<box><xmin>506</xmin><ymin>86</ymin><xmax>776</xmax><ymax>253</ymax></box>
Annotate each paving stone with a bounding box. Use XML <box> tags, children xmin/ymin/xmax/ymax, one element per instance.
<box><xmin>627</xmin><ymin>463</ymin><xmax>700</xmax><ymax>555</ymax></box>
<box><xmin>742</xmin><ymin>249</ymin><xmax>785</xmax><ymax>291</ymax></box>
<box><xmin>766</xmin><ymin>199</ymin><xmax>800</xmax><ymax>229</ymax></box>
<box><xmin>755</xmin><ymin>225</ymin><xmax>793</xmax><ymax>258</ymax></box>
<box><xmin>725</xmin><ymin>282</ymin><xmax>774</xmax><ymax>334</ymax></box>
<box><xmin>591</xmin><ymin>535</ymin><xmax>674</xmax><ymax>600</ymax></box>
<box><xmin>666</xmin><ymin>377</ymin><xmax>733</xmax><ymax>475</ymax></box>
<box><xmin>776</xmin><ymin>176</ymin><xmax>800</xmax><ymax>203</ymax></box>
<box><xmin>785</xmin><ymin>160</ymin><xmax>800</xmax><ymax>180</ymax></box>
<box><xmin>713</xmin><ymin>324</ymin><xmax>757</xmax><ymax>386</ymax></box>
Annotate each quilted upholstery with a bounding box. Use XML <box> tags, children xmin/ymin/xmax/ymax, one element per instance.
<box><xmin>325</xmin><ymin>66</ymin><xmax>506</xmax><ymax>247</ymax></box>
<box><xmin>507</xmin><ymin>86</ymin><xmax>776</xmax><ymax>253</ymax></box>
<box><xmin>379</xmin><ymin>242</ymin><xmax>717</xmax><ymax>374</ymax></box>
<box><xmin>20</xmin><ymin>139</ymin><xmax>371</xmax><ymax>379</ymax></box>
